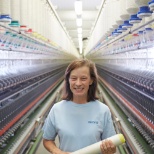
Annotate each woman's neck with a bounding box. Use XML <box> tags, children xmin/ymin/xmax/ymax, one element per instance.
<box><xmin>72</xmin><ymin>97</ymin><xmax>87</xmax><ymax>104</ymax></box>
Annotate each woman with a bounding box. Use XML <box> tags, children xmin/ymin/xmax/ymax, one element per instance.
<box><xmin>43</xmin><ymin>59</ymin><xmax>116</xmax><ymax>154</ymax></box>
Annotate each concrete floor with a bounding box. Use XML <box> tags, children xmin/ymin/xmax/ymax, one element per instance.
<box><xmin>35</xmin><ymin>140</ymin><xmax>51</xmax><ymax>154</ymax></box>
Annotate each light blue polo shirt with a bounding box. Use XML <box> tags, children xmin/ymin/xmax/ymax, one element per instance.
<box><xmin>43</xmin><ymin>100</ymin><xmax>116</xmax><ymax>152</ymax></box>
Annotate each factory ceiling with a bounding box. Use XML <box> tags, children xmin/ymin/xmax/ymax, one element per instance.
<box><xmin>50</xmin><ymin>0</ymin><xmax>102</xmax><ymax>52</ymax></box>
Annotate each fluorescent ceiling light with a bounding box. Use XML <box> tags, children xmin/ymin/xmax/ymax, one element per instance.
<box><xmin>77</xmin><ymin>28</ymin><xmax>82</xmax><ymax>33</ymax></box>
<box><xmin>76</xmin><ymin>17</ymin><xmax>82</xmax><ymax>27</ymax></box>
<box><xmin>79</xmin><ymin>48</ymin><xmax>82</xmax><ymax>54</ymax></box>
<box><xmin>79</xmin><ymin>42</ymin><xmax>83</xmax><ymax>54</ymax></box>
<box><xmin>78</xmin><ymin>33</ymin><xmax>82</xmax><ymax>38</ymax></box>
<box><xmin>78</xmin><ymin>40</ymin><xmax>82</xmax><ymax>45</ymax></box>
<box><xmin>74</xmin><ymin>0</ymin><xmax>82</xmax><ymax>15</ymax></box>
<box><xmin>78</xmin><ymin>37</ymin><xmax>82</xmax><ymax>42</ymax></box>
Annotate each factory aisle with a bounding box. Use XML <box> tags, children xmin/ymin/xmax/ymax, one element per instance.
<box><xmin>35</xmin><ymin>137</ymin><xmax>59</xmax><ymax>154</ymax></box>
<box><xmin>35</xmin><ymin>140</ymin><xmax>50</xmax><ymax>154</ymax></box>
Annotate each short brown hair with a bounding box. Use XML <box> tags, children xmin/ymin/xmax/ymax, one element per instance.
<box><xmin>62</xmin><ymin>59</ymin><xmax>98</xmax><ymax>102</ymax></box>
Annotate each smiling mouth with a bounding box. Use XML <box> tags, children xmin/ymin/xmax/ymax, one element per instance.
<box><xmin>74</xmin><ymin>88</ymin><xmax>83</xmax><ymax>92</ymax></box>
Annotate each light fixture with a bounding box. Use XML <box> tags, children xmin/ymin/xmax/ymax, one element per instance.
<box><xmin>78</xmin><ymin>37</ymin><xmax>82</xmax><ymax>43</ymax></box>
<box><xmin>76</xmin><ymin>17</ymin><xmax>82</xmax><ymax>27</ymax></box>
<box><xmin>77</xmin><ymin>27</ymin><xmax>82</xmax><ymax>33</ymax></box>
<box><xmin>79</xmin><ymin>48</ymin><xmax>82</xmax><ymax>54</ymax></box>
<box><xmin>74</xmin><ymin>0</ymin><xmax>83</xmax><ymax>54</ymax></box>
<box><xmin>79</xmin><ymin>41</ymin><xmax>83</xmax><ymax>54</ymax></box>
<box><xmin>74</xmin><ymin>0</ymin><xmax>82</xmax><ymax>15</ymax></box>
<box><xmin>78</xmin><ymin>33</ymin><xmax>82</xmax><ymax>38</ymax></box>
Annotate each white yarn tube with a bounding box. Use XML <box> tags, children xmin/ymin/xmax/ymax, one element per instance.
<box><xmin>20</xmin><ymin>0</ymin><xmax>28</xmax><ymax>28</ymax></box>
<box><xmin>32</xmin><ymin>0</ymin><xmax>39</xmax><ymax>34</ymax></box>
<box><xmin>71</xmin><ymin>134</ymin><xmax>125</xmax><ymax>154</ymax></box>
<box><xmin>34</xmin><ymin>0</ymin><xmax>40</xmax><ymax>33</ymax></box>
<box><xmin>0</xmin><ymin>0</ymin><xmax>11</xmax><ymax>25</ymax></box>
<box><xmin>27</xmin><ymin>0</ymin><xmax>33</xmax><ymax>30</ymax></box>
<box><xmin>10</xmin><ymin>0</ymin><xmax>20</xmax><ymax>21</ymax></box>
<box><xmin>145</xmin><ymin>16</ymin><xmax>153</xmax><ymax>29</ymax></box>
<box><xmin>0</xmin><ymin>0</ymin><xmax>11</xmax><ymax>14</ymax></box>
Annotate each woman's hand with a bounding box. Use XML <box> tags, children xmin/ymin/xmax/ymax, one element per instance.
<box><xmin>100</xmin><ymin>139</ymin><xmax>116</xmax><ymax>154</ymax></box>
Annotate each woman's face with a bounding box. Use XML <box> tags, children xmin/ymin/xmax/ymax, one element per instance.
<box><xmin>69</xmin><ymin>66</ymin><xmax>93</xmax><ymax>101</ymax></box>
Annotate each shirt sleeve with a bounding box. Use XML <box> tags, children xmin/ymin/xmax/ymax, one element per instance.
<box><xmin>42</xmin><ymin>106</ymin><xmax>57</xmax><ymax>140</ymax></box>
<box><xmin>101</xmin><ymin>108</ymin><xmax>116</xmax><ymax>140</ymax></box>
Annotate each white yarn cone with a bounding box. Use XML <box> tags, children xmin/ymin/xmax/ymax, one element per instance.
<box><xmin>145</xmin><ymin>16</ymin><xmax>153</xmax><ymax>29</ymax></box>
<box><xmin>0</xmin><ymin>0</ymin><xmax>11</xmax><ymax>15</ymax></box>
<box><xmin>0</xmin><ymin>0</ymin><xmax>11</xmax><ymax>24</ymax></box>
<box><xmin>10</xmin><ymin>0</ymin><xmax>20</xmax><ymax>32</ymax></box>
<box><xmin>10</xmin><ymin>0</ymin><xmax>20</xmax><ymax>21</ymax></box>
<box><xmin>134</xmin><ymin>0</ymin><xmax>149</xmax><ymax>7</ymax></box>
<box><xmin>20</xmin><ymin>0</ymin><xmax>28</xmax><ymax>31</ymax></box>
<box><xmin>27</xmin><ymin>0</ymin><xmax>33</xmax><ymax>34</ymax></box>
<box><xmin>113</xmin><ymin>0</ymin><xmax>122</xmax><ymax>26</ymax></box>
<box><xmin>119</xmin><ymin>0</ymin><xmax>129</xmax><ymax>20</ymax></box>
<box><xmin>126</xmin><ymin>0</ymin><xmax>139</xmax><ymax>15</ymax></box>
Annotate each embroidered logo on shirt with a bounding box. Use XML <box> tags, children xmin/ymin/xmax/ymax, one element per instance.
<box><xmin>88</xmin><ymin>121</ymin><xmax>98</xmax><ymax>124</ymax></box>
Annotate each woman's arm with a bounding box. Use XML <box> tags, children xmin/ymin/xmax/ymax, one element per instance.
<box><xmin>43</xmin><ymin>139</ymin><xmax>69</xmax><ymax>154</ymax></box>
